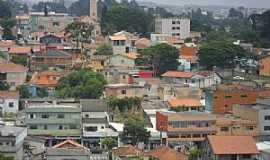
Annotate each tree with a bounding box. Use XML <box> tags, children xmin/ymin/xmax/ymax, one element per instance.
<box><xmin>16</xmin><ymin>85</ymin><xmax>31</xmax><ymax>98</ymax></box>
<box><xmin>32</xmin><ymin>2</ymin><xmax>67</xmax><ymax>13</ymax></box>
<box><xmin>0</xmin><ymin>154</ymin><xmax>14</xmax><ymax>160</ymax></box>
<box><xmin>139</xmin><ymin>43</ymin><xmax>179</xmax><ymax>76</ymax></box>
<box><xmin>65</xmin><ymin>22</ymin><xmax>94</xmax><ymax>50</ymax></box>
<box><xmin>189</xmin><ymin>148</ymin><xmax>202</xmax><ymax>160</ymax></box>
<box><xmin>206</xmin><ymin>30</ymin><xmax>235</xmax><ymax>42</ymax></box>
<box><xmin>69</xmin><ymin>0</ymin><xmax>91</xmax><ymax>16</ymax></box>
<box><xmin>0</xmin><ymin>0</ymin><xmax>12</xmax><ymax>19</ymax></box>
<box><xmin>56</xmin><ymin>70</ymin><xmax>106</xmax><ymax>99</ymax></box>
<box><xmin>228</xmin><ymin>8</ymin><xmax>244</xmax><ymax>19</ymax></box>
<box><xmin>121</xmin><ymin>117</ymin><xmax>150</xmax><ymax>146</ymax></box>
<box><xmin>0</xmin><ymin>81</ymin><xmax>10</xmax><ymax>90</ymax></box>
<box><xmin>107</xmin><ymin>97</ymin><xmax>141</xmax><ymax>113</ymax></box>
<box><xmin>95</xmin><ymin>43</ymin><xmax>113</xmax><ymax>55</ymax></box>
<box><xmin>37</xmin><ymin>87</ymin><xmax>48</xmax><ymax>98</ymax></box>
<box><xmin>102</xmin><ymin>5</ymin><xmax>153</xmax><ymax>36</ymax></box>
<box><xmin>11</xmin><ymin>55</ymin><xmax>28</xmax><ymax>66</ymax></box>
<box><xmin>102</xmin><ymin>138</ymin><xmax>117</xmax><ymax>160</ymax></box>
<box><xmin>199</xmin><ymin>41</ymin><xmax>250</xmax><ymax>69</ymax></box>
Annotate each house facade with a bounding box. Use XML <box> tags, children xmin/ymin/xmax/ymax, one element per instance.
<box><xmin>105</xmin><ymin>84</ymin><xmax>144</xmax><ymax>99</ymax></box>
<box><xmin>0</xmin><ymin>91</ymin><xmax>19</xmax><ymax>114</ymax></box>
<box><xmin>24</xmin><ymin>103</ymin><xmax>81</xmax><ymax>146</ymax></box>
<box><xmin>259</xmin><ymin>55</ymin><xmax>270</xmax><ymax>77</ymax></box>
<box><xmin>0</xmin><ymin>126</ymin><xmax>27</xmax><ymax>160</ymax></box>
<box><xmin>0</xmin><ymin>63</ymin><xmax>28</xmax><ymax>90</ymax></box>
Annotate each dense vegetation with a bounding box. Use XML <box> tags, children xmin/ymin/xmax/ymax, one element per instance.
<box><xmin>32</xmin><ymin>2</ymin><xmax>67</xmax><ymax>13</ymax></box>
<box><xmin>138</xmin><ymin>43</ymin><xmax>179</xmax><ymax>76</ymax></box>
<box><xmin>56</xmin><ymin>70</ymin><xmax>106</xmax><ymax>99</ymax></box>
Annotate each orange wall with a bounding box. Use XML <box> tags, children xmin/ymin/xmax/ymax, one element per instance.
<box><xmin>260</xmin><ymin>57</ymin><xmax>270</xmax><ymax>76</ymax></box>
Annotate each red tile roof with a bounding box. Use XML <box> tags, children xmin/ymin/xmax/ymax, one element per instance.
<box><xmin>30</xmin><ymin>70</ymin><xmax>64</xmax><ymax>87</ymax></box>
<box><xmin>145</xmin><ymin>146</ymin><xmax>188</xmax><ymax>160</ymax></box>
<box><xmin>112</xmin><ymin>145</ymin><xmax>143</xmax><ymax>157</ymax></box>
<box><xmin>52</xmin><ymin>140</ymin><xmax>89</xmax><ymax>150</ymax></box>
<box><xmin>0</xmin><ymin>91</ymin><xmax>19</xmax><ymax>99</ymax></box>
<box><xmin>207</xmin><ymin>136</ymin><xmax>259</xmax><ymax>155</ymax></box>
<box><xmin>135</xmin><ymin>38</ymin><xmax>151</xmax><ymax>49</ymax></box>
<box><xmin>161</xmin><ymin>71</ymin><xmax>194</xmax><ymax>78</ymax></box>
<box><xmin>0</xmin><ymin>63</ymin><xmax>28</xmax><ymax>73</ymax></box>
<box><xmin>9</xmin><ymin>47</ymin><xmax>31</xmax><ymax>55</ymax></box>
<box><xmin>168</xmin><ymin>99</ymin><xmax>202</xmax><ymax>108</ymax></box>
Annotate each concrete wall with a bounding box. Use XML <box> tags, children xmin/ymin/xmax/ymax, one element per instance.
<box><xmin>0</xmin><ymin>98</ymin><xmax>19</xmax><ymax>113</ymax></box>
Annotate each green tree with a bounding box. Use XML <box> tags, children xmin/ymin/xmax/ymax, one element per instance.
<box><xmin>139</xmin><ymin>43</ymin><xmax>179</xmax><ymax>76</ymax></box>
<box><xmin>107</xmin><ymin>97</ymin><xmax>141</xmax><ymax>113</ymax></box>
<box><xmin>11</xmin><ymin>55</ymin><xmax>28</xmax><ymax>66</ymax></box>
<box><xmin>16</xmin><ymin>85</ymin><xmax>31</xmax><ymax>98</ymax></box>
<box><xmin>189</xmin><ymin>148</ymin><xmax>202</xmax><ymax>160</ymax></box>
<box><xmin>37</xmin><ymin>87</ymin><xmax>48</xmax><ymax>98</ymax></box>
<box><xmin>0</xmin><ymin>154</ymin><xmax>14</xmax><ymax>160</ymax></box>
<box><xmin>95</xmin><ymin>43</ymin><xmax>113</xmax><ymax>55</ymax></box>
<box><xmin>0</xmin><ymin>0</ymin><xmax>12</xmax><ymax>19</ymax></box>
<box><xmin>102</xmin><ymin>5</ymin><xmax>153</xmax><ymax>36</ymax></box>
<box><xmin>0</xmin><ymin>81</ymin><xmax>10</xmax><ymax>90</ymax></box>
<box><xmin>102</xmin><ymin>137</ymin><xmax>118</xmax><ymax>159</ymax></box>
<box><xmin>199</xmin><ymin>41</ymin><xmax>250</xmax><ymax>69</ymax></box>
<box><xmin>32</xmin><ymin>2</ymin><xmax>67</xmax><ymax>13</ymax></box>
<box><xmin>228</xmin><ymin>8</ymin><xmax>244</xmax><ymax>19</ymax></box>
<box><xmin>65</xmin><ymin>22</ymin><xmax>94</xmax><ymax>50</ymax></box>
<box><xmin>121</xmin><ymin>117</ymin><xmax>150</xmax><ymax>146</ymax></box>
<box><xmin>56</xmin><ymin>70</ymin><xmax>106</xmax><ymax>99</ymax></box>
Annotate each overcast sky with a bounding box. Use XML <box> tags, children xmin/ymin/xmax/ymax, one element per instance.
<box><xmin>140</xmin><ymin>0</ymin><xmax>270</xmax><ymax>8</ymax></box>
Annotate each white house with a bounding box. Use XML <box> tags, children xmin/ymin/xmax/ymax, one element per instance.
<box><xmin>0</xmin><ymin>91</ymin><xmax>19</xmax><ymax>114</ymax></box>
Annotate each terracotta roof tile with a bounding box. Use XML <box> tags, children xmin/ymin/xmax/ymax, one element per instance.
<box><xmin>112</xmin><ymin>145</ymin><xmax>143</xmax><ymax>157</ymax></box>
<box><xmin>207</xmin><ymin>136</ymin><xmax>259</xmax><ymax>155</ymax></box>
<box><xmin>168</xmin><ymin>99</ymin><xmax>202</xmax><ymax>108</ymax></box>
<box><xmin>9</xmin><ymin>47</ymin><xmax>31</xmax><ymax>54</ymax></box>
<box><xmin>145</xmin><ymin>146</ymin><xmax>188</xmax><ymax>160</ymax></box>
<box><xmin>0</xmin><ymin>62</ymin><xmax>28</xmax><ymax>72</ymax></box>
<box><xmin>161</xmin><ymin>71</ymin><xmax>194</xmax><ymax>78</ymax></box>
<box><xmin>135</xmin><ymin>38</ymin><xmax>151</xmax><ymax>49</ymax></box>
<box><xmin>0</xmin><ymin>91</ymin><xmax>19</xmax><ymax>99</ymax></box>
<box><xmin>52</xmin><ymin>139</ymin><xmax>89</xmax><ymax>150</ymax></box>
<box><xmin>30</xmin><ymin>70</ymin><xmax>64</xmax><ymax>87</ymax></box>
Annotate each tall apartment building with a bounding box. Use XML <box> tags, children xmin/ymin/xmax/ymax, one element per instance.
<box><xmin>0</xmin><ymin>126</ymin><xmax>27</xmax><ymax>160</ymax></box>
<box><xmin>155</xmin><ymin>18</ymin><xmax>190</xmax><ymax>39</ymax></box>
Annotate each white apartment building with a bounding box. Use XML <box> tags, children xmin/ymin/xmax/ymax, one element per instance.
<box><xmin>155</xmin><ymin>18</ymin><xmax>190</xmax><ymax>39</ymax></box>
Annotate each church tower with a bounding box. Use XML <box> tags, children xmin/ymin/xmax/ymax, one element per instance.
<box><xmin>90</xmin><ymin>0</ymin><xmax>98</xmax><ymax>21</ymax></box>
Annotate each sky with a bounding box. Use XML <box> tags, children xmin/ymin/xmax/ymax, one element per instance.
<box><xmin>139</xmin><ymin>0</ymin><xmax>270</xmax><ymax>8</ymax></box>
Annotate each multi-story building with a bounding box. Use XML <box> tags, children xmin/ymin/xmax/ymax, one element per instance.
<box><xmin>205</xmin><ymin>84</ymin><xmax>259</xmax><ymax>113</ymax></box>
<box><xmin>233</xmin><ymin>97</ymin><xmax>270</xmax><ymax>141</ymax></box>
<box><xmin>156</xmin><ymin>111</ymin><xmax>216</xmax><ymax>147</ymax></box>
<box><xmin>24</xmin><ymin>103</ymin><xmax>81</xmax><ymax>146</ymax></box>
<box><xmin>109</xmin><ymin>31</ymin><xmax>138</xmax><ymax>55</ymax></box>
<box><xmin>30</xmin><ymin>12</ymin><xmax>74</xmax><ymax>33</ymax></box>
<box><xmin>15</xmin><ymin>15</ymin><xmax>31</xmax><ymax>37</ymax></box>
<box><xmin>0</xmin><ymin>63</ymin><xmax>28</xmax><ymax>90</ymax></box>
<box><xmin>81</xmin><ymin>99</ymin><xmax>118</xmax><ymax>149</ymax></box>
<box><xmin>155</xmin><ymin>18</ymin><xmax>190</xmax><ymax>39</ymax></box>
<box><xmin>30</xmin><ymin>49</ymin><xmax>72</xmax><ymax>71</ymax></box>
<box><xmin>156</xmin><ymin>111</ymin><xmax>258</xmax><ymax>148</ymax></box>
<box><xmin>0</xmin><ymin>91</ymin><xmax>19</xmax><ymax>115</ymax></box>
<box><xmin>0</xmin><ymin>126</ymin><xmax>27</xmax><ymax>160</ymax></box>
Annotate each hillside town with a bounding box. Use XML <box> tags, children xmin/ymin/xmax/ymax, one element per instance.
<box><xmin>1</xmin><ymin>0</ymin><xmax>270</xmax><ymax>160</ymax></box>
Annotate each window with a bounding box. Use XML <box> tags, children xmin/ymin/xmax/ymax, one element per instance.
<box><xmin>57</xmin><ymin>114</ymin><xmax>65</xmax><ymax>119</ymax></box>
<box><xmin>41</xmin><ymin>114</ymin><xmax>49</xmax><ymax>119</ymax></box>
<box><xmin>176</xmin><ymin>27</ymin><xmax>180</xmax><ymax>30</ymax></box>
<box><xmin>30</xmin><ymin>125</ymin><xmax>37</xmax><ymax>129</ymax></box>
<box><xmin>59</xmin><ymin>125</ymin><xmax>63</xmax><ymax>130</ymax></box>
<box><xmin>265</xmin><ymin>115</ymin><xmax>270</xmax><ymax>120</ymax></box>
<box><xmin>85</xmin><ymin>126</ymin><xmax>98</xmax><ymax>132</ymax></box>
<box><xmin>264</xmin><ymin>126</ymin><xmax>270</xmax><ymax>131</ymax></box>
<box><xmin>172</xmin><ymin>21</ymin><xmax>176</xmax><ymax>24</ymax></box>
<box><xmin>44</xmin><ymin>125</ymin><xmax>47</xmax><ymax>130</ymax></box>
<box><xmin>121</xmin><ymin>90</ymin><xmax>126</xmax><ymax>95</ymax></box>
<box><xmin>30</xmin><ymin>114</ymin><xmax>34</xmax><ymax>119</ymax></box>
<box><xmin>241</xmin><ymin>94</ymin><xmax>248</xmax><ymax>98</ymax></box>
<box><xmin>52</xmin><ymin>22</ymin><xmax>59</xmax><ymax>26</ymax></box>
<box><xmin>8</xmin><ymin>102</ymin><xmax>14</xmax><ymax>108</ymax></box>
<box><xmin>246</xmin><ymin>126</ymin><xmax>253</xmax><ymax>131</ymax></box>
<box><xmin>214</xmin><ymin>96</ymin><xmax>218</xmax><ymax>99</ymax></box>
<box><xmin>125</xmin><ymin>47</ymin><xmax>130</xmax><ymax>53</ymax></box>
<box><xmin>85</xmin><ymin>114</ymin><xmax>89</xmax><ymax>118</ymax></box>
<box><xmin>70</xmin><ymin>125</ymin><xmax>77</xmax><ymax>129</ymax></box>
<box><xmin>225</xmin><ymin>95</ymin><xmax>232</xmax><ymax>99</ymax></box>
<box><xmin>220</xmin><ymin>127</ymin><xmax>229</xmax><ymax>132</ymax></box>
<box><xmin>172</xmin><ymin>27</ymin><xmax>176</xmax><ymax>30</ymax></box>
<box><xmin>122</xmin><ymin>75</ymin><xmax>126</xmax><ymax>79</ymax></box>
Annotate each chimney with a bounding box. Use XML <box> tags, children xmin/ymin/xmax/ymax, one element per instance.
<box><xmin>90</xmin><ymin>0</ymin><xmax>98</xmax><ymax>21</ymax></box>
